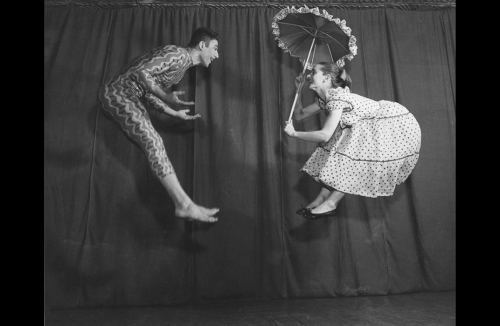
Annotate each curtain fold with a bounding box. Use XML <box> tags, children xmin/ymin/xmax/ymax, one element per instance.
<box><xmin>45</xmin><ymin>6</ymin><xmax>455</xmax><ymax>309</ymax></box>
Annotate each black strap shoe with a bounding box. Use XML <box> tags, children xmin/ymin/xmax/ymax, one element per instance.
<box><xmin>296</xmin><ymin>206</ymin><xmax>312</xmax><ymax>215</ymax></box>
<box><xmin>303</xmin><ymin>209</ymin><xmax>336</xmax><ymax>220</ymax></box>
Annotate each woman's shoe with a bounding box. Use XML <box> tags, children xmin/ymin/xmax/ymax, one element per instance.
<box><xmin>296</xmin><ymin>206</ymin><xmax>312</xmax><ymax>215</ymax></box>
<box><xmin>303</xmin><ymin>209</ymin><xmax>336</xmax><ymax>220</ymax></box>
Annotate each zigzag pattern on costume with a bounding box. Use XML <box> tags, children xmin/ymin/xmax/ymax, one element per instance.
<box><xmin>99</xmin><ymin>45</ymin><xmax>193</xmax><ymax>179</ymax></box>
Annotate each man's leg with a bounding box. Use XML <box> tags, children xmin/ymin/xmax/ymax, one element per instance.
<box><xmin>100</xmin><ymin>88</ymin><xmax>218</xmax><ymax>222</ymax></box>
<box><xmin>161</xmin><ymin>173</ymin><xmax>218</xmax><ymax>222</ymax></box>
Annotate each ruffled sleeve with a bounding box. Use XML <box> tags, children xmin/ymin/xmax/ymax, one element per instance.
<box><xmin>325</xmin><ymin>87</ymin><xmax>352</xmax><ymax>112</ymax></box>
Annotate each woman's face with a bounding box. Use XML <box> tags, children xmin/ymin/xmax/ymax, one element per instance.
<box><xmin>306</xmin><ymin>65</ymin><xmax>327</xmax><ymax>96</ymax></box>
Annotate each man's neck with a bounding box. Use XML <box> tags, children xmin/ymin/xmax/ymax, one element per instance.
<box><xmin>186</xmin><ymin>47</ymin><xmax>200</xmax><ymax>66</ymax></box>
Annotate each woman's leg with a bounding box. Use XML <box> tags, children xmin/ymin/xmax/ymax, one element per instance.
<box><xmin>100</xmin><ymin>88</ymin><xmax>218</xmax><ymax>222</ymax></box>
<box><xmin>306</xmin><ymin>187</ymin><xmax>332</xmax><ymax>209</ymax></box>
<box><xmin>310</xmin><ymin>190</ymin><xmax>345</xmax><ymax>214</ymax></box>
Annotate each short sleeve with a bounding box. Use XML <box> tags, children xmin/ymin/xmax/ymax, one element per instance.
<box><xmin>326</xmin><ymin>99</ymin><xmax>351</xmax><ymax>112</ymax></box>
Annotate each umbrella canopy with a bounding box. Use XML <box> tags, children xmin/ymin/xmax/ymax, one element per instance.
<box><xmin>272</xmin><ymin>6</ymin><xmax>357</xmax><ymax>69</ymax></box>
<box><xmin>272</xmin><ymin>6</ymin><xmax>357</xmax><ymax>123</ymax></box>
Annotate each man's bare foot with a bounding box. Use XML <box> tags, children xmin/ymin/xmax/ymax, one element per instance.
<box><xmin>175</xmin><ymin>203</ymin><xmax>219</xmax><ymax>223</ymax></box>
<box><xmin>199</xmin><ymin>206</ymin><xmax>220</xmax><ymax>216</ymax></box>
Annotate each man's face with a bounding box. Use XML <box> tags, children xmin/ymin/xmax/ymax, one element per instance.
<box><xmin>201</xmin><ymin>39</ymin><xmax>219</xmax><ymax>67</ymax></box>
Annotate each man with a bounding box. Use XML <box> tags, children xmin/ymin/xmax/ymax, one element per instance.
<box><xmin>99</xmin><ymin>27</ymin><xmax>220</xmax><ymax>222</ymax></box>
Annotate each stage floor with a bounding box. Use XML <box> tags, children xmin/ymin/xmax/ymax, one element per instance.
<box><xmin>45</xmin><ymin>291</ymin><xmax>455</xmax><ymax>326</ymax></box>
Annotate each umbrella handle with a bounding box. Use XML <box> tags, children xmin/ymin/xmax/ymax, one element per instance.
<box><xmin>287</xmin><ymin>38</ymin><xmax>316</xmax><ymax>124</ymax></box>
<box><xmin>288</xmin><ymin>92</ymin><xmax>300</xmax><ymax>123</ymax></box>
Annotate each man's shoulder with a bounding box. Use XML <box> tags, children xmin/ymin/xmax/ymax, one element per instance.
<box><xmin>153</xmin><ymin>44</ymin><xmax>188</xmax><ymax>56</ymax></box>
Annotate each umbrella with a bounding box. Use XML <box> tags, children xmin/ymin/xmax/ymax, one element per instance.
<box><xmin>272</xmin><ymin>6</ymin><xmax>357</xmax><ymax>122</ymax></box>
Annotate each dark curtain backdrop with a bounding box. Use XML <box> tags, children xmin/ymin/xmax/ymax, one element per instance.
<box><xmin>44</xmin><ymin>5</ymin><xmax>456</xmax><ymax>310</ymax></box>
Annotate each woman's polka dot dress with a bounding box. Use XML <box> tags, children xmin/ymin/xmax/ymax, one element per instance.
<box><xmin>301</xmin><ymin>86</ymin><xmax>421</xmax><ymax>197</ymax></box>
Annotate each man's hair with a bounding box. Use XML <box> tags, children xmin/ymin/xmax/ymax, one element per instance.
<box><xmin>187</xmin><ymin>27</ymin><xmax>220</xmax><ymax>48</ymax></box>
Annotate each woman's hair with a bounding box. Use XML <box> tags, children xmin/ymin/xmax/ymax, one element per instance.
<box><xmin>316</xmin><ymin>62</ymin><xmax>352</xmax><ymax>89</ymax></box>
<box><xmin>187</xmin><ymin>27</ymin><xmax>220</xmax><ymax>48</ymax></box>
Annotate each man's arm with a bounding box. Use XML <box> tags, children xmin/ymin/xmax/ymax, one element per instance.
<box><xmin>143</xmin><ymin>93</ymin><xmax>182</xmax><ymax>117</ymax></box>
<box><xmin>134</xmin><ymin>51</ymin><xmax>197</xmax><ymax>118</ymax></box>
<box><xmin>135</xmin><ymin>54</ymin><xmax>176</xmax><ymax>105</ymax></box>
<box><xmin>144</xmin><ymin>93</ymin><xmax>199</xmax><ymax>120</ymax></box>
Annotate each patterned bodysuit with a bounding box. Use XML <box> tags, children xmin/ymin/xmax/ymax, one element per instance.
<box><xmin>99</xmin><ymin>45</ymin><xmax>193</xmax><ymax>179</ymax></box>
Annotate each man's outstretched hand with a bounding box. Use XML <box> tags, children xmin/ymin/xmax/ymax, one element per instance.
<box><xmin>164</xmin><ymin>91</ymin><xmax>195</xmax><ymax>106</ymax></box>
<box><xmin>176</xmin><ymin>109</ymin><xmax>201</xmax><ymax>120</ymax></box>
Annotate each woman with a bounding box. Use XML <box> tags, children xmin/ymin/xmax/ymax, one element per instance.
<box><xmin>283</xmin><ymin>63</ymin><xmax>421</xmax><ymax>219</ymax></box>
